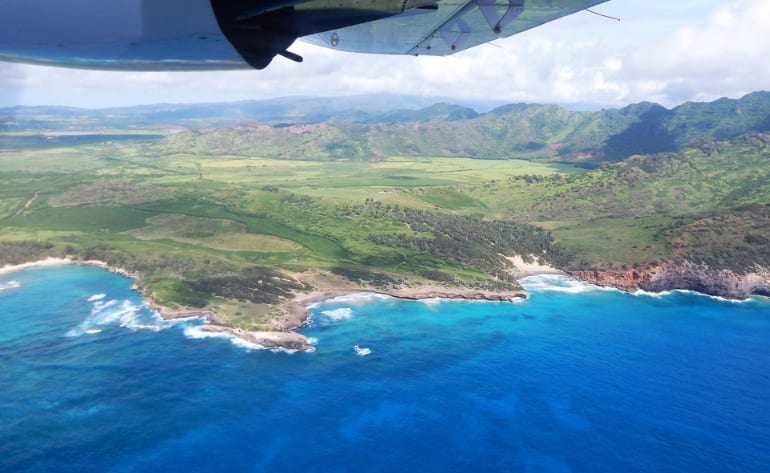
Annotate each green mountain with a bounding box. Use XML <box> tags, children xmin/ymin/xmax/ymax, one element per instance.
<box><xmin>150</xmin><ymin>92</ymin><xmax>770</xmax><ymax>166</ymax></box>
<box><xmin>459</xmin><ymin>130</ymin><xmax>770</xmax><ymax>272</ymax></box>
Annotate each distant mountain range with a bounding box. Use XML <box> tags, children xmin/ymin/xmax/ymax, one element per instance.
<box><xmin>156</xmin><ymin>92</ymin><xmax>770</xmax><ymax>166</ymax></box>
<box><xmin>0</xmin><ymin>94</ymin><xmax>507</xmax><ymax>130</ymax></box>
<box><xmin>3</xmin><ymin>92</ymin><xmax>770</xmax><ymax>166</ymax></box>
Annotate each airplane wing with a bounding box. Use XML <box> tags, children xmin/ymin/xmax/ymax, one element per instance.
<box><xmin>212</xmin><ymin>0</ymin><xmax>447</xmax><ymax>68</ymax></box>
<box><xmin>0</xmin><ymin>0</ymin><xmax>611</xmax><ymax>71</ymax></box>
<box><xmin>303</xmin><ymin>0</ymin><xmax>610</xmax><ymax>57</ymax></box>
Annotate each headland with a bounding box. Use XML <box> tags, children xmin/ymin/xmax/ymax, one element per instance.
<box><xmin>2</xmin><ymin>255</ymin><xmax>768</xmax><ymax>352</ymax></box>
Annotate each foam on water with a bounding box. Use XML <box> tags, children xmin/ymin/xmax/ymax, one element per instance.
<box><xmin>311</xmin><ymin>292</ymin><xmax>391</xmax><ymax>308</ymax></box>
<box><xmin>0</xmin><ymin>280</ymin><xmax>21</xmax><ymax>292</ymax></box>
<box><xmin>183</xmin><ymin>324</ymin><xmax>232</xmax><ymax>341</ymax></box>
<box><xmin>632</xmin><ymin>288</ymin><xmax>673</xmax><ymax>298</ymax></box>
<box><xmin>66</xmin><ymin>298</ymin><xmax>180</xmax><ymax>337</ymax></box>
<box><xmin>226</xmin><ymin>335</ymin><xmax>267</xmax><ymax>351</ymax></box>
<box><xmin>182</xmin><ymin>325</ymin><xmax>299</xmax><ymax>353</ymax></box>
<box><xmin>319</xmin><ymin>307</ymin><xmax>353</xmax><ymax>321</ymax></box>
<box><xmin>524</xmin><ymin>274</ymin><xmax>762</xmax><ymax>304</ymax></box>
<box><xmin>677</xmin><ymin>289</ymin><xmax>757</xmax><ymax>303</ymax></box>
<box><xmin>87</xmin><ymin>293</ymin><xmax>106</xmax><ymax>302</ymax></box>
<box><xmin>419</xmin><ymin>298</ymin><xmax>443</xmax><ymax>306</ymax></box>
<box><xmin>417</xmin><ymin>297</ymin><xmax>446</xmax><ymax>312</ymax></box>
<box><xmin>520</xmin><ymin>274</ymin><xmax>612</xmax><ymax>294</ymax></box>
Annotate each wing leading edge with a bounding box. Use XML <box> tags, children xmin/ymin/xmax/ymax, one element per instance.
<box><xmin>304</xmin><ymin>0</ymin><xmax>610</xmax><ymax>56</ymax></box>
<box><xmin>0</xmin><ymin>0</ymin><xmax>611</xmax><ymax>71</ymax></box>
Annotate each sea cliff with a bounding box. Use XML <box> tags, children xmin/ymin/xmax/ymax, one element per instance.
<box><xmin>570</xmin><ymin>261</ymin><xmax>770</xmax><ymax>299</ymax></box>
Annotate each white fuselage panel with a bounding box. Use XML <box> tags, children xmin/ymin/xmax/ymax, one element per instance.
<box><xmin>0</xmin><ymin>0</ymin><xmax>249</xmax><ymax>70</ymax></box>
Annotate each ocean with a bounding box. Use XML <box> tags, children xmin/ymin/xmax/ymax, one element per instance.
<box><xmin>1</xmin><ymin>264</ymin><xmax>769</xmax><ymax>472</ymax></box>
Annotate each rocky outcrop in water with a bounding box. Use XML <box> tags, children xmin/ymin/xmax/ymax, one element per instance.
<box><xmin>571</xmin><ymin>262</ymin><xmax>770</xmax><ymax>299</ymax></box>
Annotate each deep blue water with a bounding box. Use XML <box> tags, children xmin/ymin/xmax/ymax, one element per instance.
<box><xmin>1</xmin><ymin>265</ymin><xmax>769</xmax><ymax>472</ymax></box>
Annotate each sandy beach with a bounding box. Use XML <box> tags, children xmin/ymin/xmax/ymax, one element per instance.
<box><xmin>0</xmin><ymin>257</ymin><xmax>139</xmax><ymax>279</ymax></box>
<box><xmin>506</xmin><ymin>255</ymin><xmax>565</xmax><ymax>277</ymax></box>
<box><xmin>0</xmin><ymin>257</ymin><xmax>75</xmax><ymax>277</ymax></box>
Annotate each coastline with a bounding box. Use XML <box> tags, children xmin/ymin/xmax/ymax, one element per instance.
<box><xmin>0</xmin><ymin>256</ymin><xmax>544</xmax><ymax>352</ymax></box>
<box><xmin>0</xmin><ymin>257</ymin><xmax>78</xmax><ymax>277</ymax></box>
<box><xmin>0</xmin><ymin>256</ymin><xmax>139</xmax><ymax>279</ymax></box>
<box><xmin>568</xmin><ymin>262</ymin><xmax>770</xmax><ymax>301</ymax></box>
<box><xmin>6</xmin><ymin>256</ymin><xmax>766</xmax><ymax>352</ymax></box>
<box><xmin>0</xmin><ymin>257</ymin><xmax>320</xmax><ymax>352</ymax></box>
<box><xmin>506</xmin><ymin>255</ymin><xmax>565</xmax><ymax>278</ymax></box>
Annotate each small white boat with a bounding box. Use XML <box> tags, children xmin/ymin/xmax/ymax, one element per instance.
<box><xmin>354</xmin><ymin>345</ymin><xmax>371</xmax><ymax>356</ymax></box>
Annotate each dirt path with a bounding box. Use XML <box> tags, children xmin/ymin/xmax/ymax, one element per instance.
<box><xmin>14</xmin><ymin>191</ymin><xmax>39</xmax><ymax>216</ymax></box>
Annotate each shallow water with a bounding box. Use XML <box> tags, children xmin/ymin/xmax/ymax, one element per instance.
<box><xmin>1</xmin><ymin>266</ymin><xmax>769</xmax><ymax>472</ymax></box>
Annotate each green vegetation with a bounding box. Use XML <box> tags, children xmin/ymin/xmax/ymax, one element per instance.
<box><xmin>138</xmin><ymin>91</ymin><xmax>770</xmax><ymax>165</ymax></box>
<box><xmin>0</xmin><ymin>141</ymin><xmax>570</xmax><ymax>322</ymax></box>
<box><xmin>2</xmin><ymin>94</ymin><xmax>769</xmax><ymax>326</ymax></box>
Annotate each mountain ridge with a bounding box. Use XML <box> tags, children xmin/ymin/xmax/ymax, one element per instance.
<box><xmin>147</xmin><ymin>91</ymin><xmax>770</xmax><ymax>166</ymax></box>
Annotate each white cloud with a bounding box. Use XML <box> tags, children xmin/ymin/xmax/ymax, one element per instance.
<box><xmin>1</xmin><ymin>0</ymin><xmax>768</xmax><ymax>109</ymax></box>
<box><xmin>622</xmin><ymin>0</ymin><xmax>770</xmax><ymax>104</ymax></box>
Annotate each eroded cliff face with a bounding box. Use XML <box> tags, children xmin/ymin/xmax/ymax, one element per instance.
<box><xmin>570</xmin><ymin>262</ymin><xmax>770</xmax><ymax>299</ymax></box>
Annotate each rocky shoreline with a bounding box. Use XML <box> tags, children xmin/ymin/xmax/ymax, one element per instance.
<box><xmin>569</xmin><ymin>261</ymin><xmax>770</xmax><ymax>300</ymax></box>
<box><xmin>271</xmin><ymin>285</ymin><xmax>529</xmax><ymax>351</ymax></box>
<box><xmin>3</xmin><ymin>257</ymin><xmax>768</xmax><ymax>353</ymax></box>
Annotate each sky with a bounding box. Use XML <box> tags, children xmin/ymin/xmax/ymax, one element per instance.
<box><xmin>1</xmin><ymin>0</ymin><xmax>769</xmax><ymax>109</ymax></box>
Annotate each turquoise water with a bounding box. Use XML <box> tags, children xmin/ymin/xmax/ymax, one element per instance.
<box><xmin>1</xmin><ymin>265</ymin><xmax>769</xmax><ymax>472</ymax></box>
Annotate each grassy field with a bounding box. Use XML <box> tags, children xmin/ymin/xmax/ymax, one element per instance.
<box><xmin>550</xmin><ymin>217</ymin><xmax>676</xmax><ymax>268</ymax></box>
<box><xmin>2</xmin><ymin>130</ymin><xmax>768</xmax><ymax>323</ymax></box>
<box><xmin>0</xmin><ymin>139</ymin><xmax>576</xmax><ymax>318</ymax></box>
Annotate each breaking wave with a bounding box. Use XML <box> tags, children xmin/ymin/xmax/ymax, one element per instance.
<box><xmin>183</xmin><ymin>325</ymin><xmax>261</xmax><ymax>350</ymax></box>
<box><xmin>307</xmin><ymin>307</ymin><xmax>356</xmax><ymax>327</ymax></box>
<box><xmin>87</xmin><ymin>293</ymin><xmax>106</xmax><ymax>302</ymax></box>
<box><xmin>420</xmin><ymin>298</ymin><xmax>444</xmax><ymax>306</ymax></box>
<box><xmin>675</xmin><ymin>289</ymin><xmax>753</xmax><ymax>304</ymax></box>
<box><xmin>631</xmin><ymin>289</ymin><xmax>673</xmax><ymax>298</ymax></box>
<box><xmin>66</xmin><ymin>298</ymin><xmax>182</xmax><ymax>337</ymax></box>
<box><xmin>0</xmin><ymin>280</ymin><xmax>21</xmax><ymax>292</ymax></box>
<box><xmin>182</xmin><ymin>325</ymin><xmax>300</xmax><ymax>353</ymax></box>
<box><xmin>307</xmin><ymin>292</ymin><xmax>391</xmax><ymax>310</ymax></box>
<box><xmin>520</xmin><ymin>275</ymin><xmax>613</xmax><ymax>294</ymax></box>
<box><xmin>524</xmin><ymin>275</ymin><xmax>757</xmax><ymax>304</ymax></box>
<box><xmin>320</xmin><ymin>307</ymin><xmax>353</xmax><ymax>321</ymax></box>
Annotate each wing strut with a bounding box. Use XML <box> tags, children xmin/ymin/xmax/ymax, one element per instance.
<box><xmin>439</xmin><ymin>17</ymin><xmax>472</xmax><ymax>51</ymax></box>
<box><xmin>476</xmin><ymin>1</ymin><xmax>524</xmax><ymax>34</ymax></box>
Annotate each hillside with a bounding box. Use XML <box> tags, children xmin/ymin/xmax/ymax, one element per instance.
<box><xmin>458</xmin><ymin>131</ymin><xmax>770</xmax><ymax>272</ymax></box>
<box><xmin>150</xmin><ymin>92</ymin><xmax>770</xmax><ymax>165</ymax></box>
<box><xmin>1</xmin><ymin>94</ymin><xmax>769</xmax><ymax>345</ymax></box>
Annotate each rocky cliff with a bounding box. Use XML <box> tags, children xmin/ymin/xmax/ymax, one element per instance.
<box><xmin>570</xmin><ymin>261</ymin><xmax>770</xmax><ymax>300</ymax></box>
